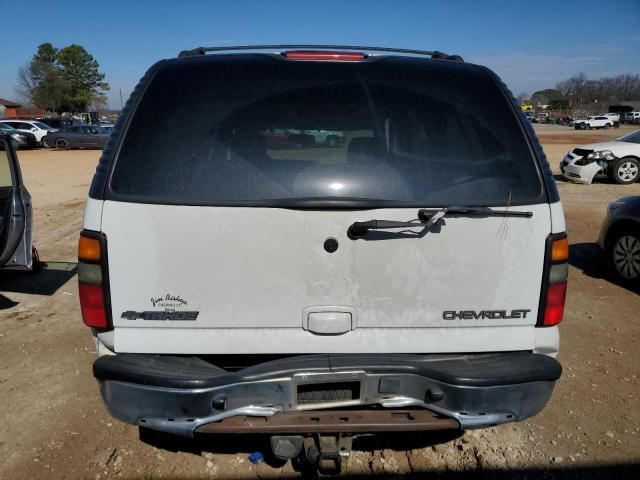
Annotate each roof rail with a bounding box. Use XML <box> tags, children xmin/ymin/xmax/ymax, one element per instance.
<box><xmin>177</xmin><ymin>45</ymin><xmax>463</xmax><ymax>62</ymax></box>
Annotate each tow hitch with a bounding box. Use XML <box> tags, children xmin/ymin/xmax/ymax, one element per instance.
<box><xmin>269</xmin><ymin>434</ymin><xmax>353</xmax><ymax>475</ymax></box>
<box><xmin>304</xmin><ymin>434</ymin><xmax>353</xmax><ymax>475</ymax></box>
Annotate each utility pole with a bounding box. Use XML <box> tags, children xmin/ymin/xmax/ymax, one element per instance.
<box><xmin>119</xmin><ymin>88</ymin><xmax>124</xmax><ymax>110</ymax></box>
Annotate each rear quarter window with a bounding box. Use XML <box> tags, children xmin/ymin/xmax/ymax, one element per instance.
<box><xmin>108</xmin><ymin>56</ymin><xmax>545</xmax><ymax>207</ymax></box>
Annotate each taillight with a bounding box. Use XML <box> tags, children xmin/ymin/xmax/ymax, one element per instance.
<box><xmin>283</xmin><ymin>50</ymin><xmax>366</xmax><ymax>61</ymax></box>
<box><xmin>537</xmin><ymin>233</ymin><xmax>569</xmax><ymax>327</ymax></box>
<box><xmin>78</xmin><ymin>230</ymin><xmax>111</xmax><ymax>329</ymax></box>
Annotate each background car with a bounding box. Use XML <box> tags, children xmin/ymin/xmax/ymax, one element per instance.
<box><xmin>43</xmin><ymin>125</ymin><xmax>110</xmax><ymax>149</ymax></box>
<box><xmin>95</xmin><ymin>125</ymin><xmax>114</xmax><ymax>135</ymax></box>
<box><xmin>262</xmin><ymin>128</ymin><xmax>292</xmax><ymax>147</ymax></box>
<box><xmin>598</xmin><ymin>196</ymin><xmax>640</xmax><ymax>283</ymax></box>
<box><xmin>574</xmin><ymin>116</ymin><xmax>614</xmax><ymax>130</ymax></box>
<box><xmin>560</xmin><ymin>130</ymin><xmax>640</xmax><ymax>184</ymax></box>
<box><xmin>598</xmin><ymin>113</ymin><xmax>620</xmax><ymax>128</ymax></box>
<box><xmin>0</xmin><ymin>123</ymin><xmax>33</xmax><ymax>149</ymax></box>
<box><xmin>35</xmin><ymin>117</ymin><xmax>76</xmax><ymax>130</ymax></box>
<box><xmin>287</xmin><ymin>130</ymin><xmax>315</xmax><ymax>148</ymax></box>
<box><xmin>306</xmin><ymin>129</ymin><xmax>345</xmax><ymax>146</ymax></box>
<box><xmin>535</xmin><ymin>112</ymin><xmax>549</xmax><ymax>123</ymax></box>
<box><xmin>622</xmin><ymin>112</ymin><xmax>640</xmax><ymax>124</ymax></box>
<box><xmin>601</xmin><ymin>112</ymin><xmax>620</xmax><ymax>125</ymax></box>
<box><xmin>0</xmin><ymin>119</ymin><xmax>57</xmax><ymax>145</ymax></box>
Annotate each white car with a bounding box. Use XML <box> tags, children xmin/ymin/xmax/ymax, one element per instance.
<box><xmin>601</xmin><ymin>113</ymin><xmax>620</xmax><ymax>123</ymax></box>
<box><xmin>561</xmin><ymin>130</ymin><xmax>640</xmax><ymax>184</ymax></box>
<box><xmin>0</xmin><ymin>119</ymin><xmax>57</xmax><ymax>145</ymax></box>
<box><xmin>574</xmin><ymin>116</ymin><xmax>613</xmax><ymax>130</ymax></box>
<box><xmin>78</xmin><ymin>45</ymin><xmax>566</xmax><ymax>474</ymax></box>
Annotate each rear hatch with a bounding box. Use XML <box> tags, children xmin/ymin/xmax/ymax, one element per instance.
<box><xmin>97</xmin><ymin>53</ymin><xmax>552</xmax><ymax>354</ymax></box>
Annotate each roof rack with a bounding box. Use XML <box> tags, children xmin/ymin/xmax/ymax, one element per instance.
<box><xmin>177</xmin><ymin>44</ymin><xmax>463</xmax><ymax>62</ymax></box>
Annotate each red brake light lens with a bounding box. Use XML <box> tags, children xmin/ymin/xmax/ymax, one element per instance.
<box><xmin>283</xmin><ymin>50</ymin><xmax>366</xmax><ymax>61</ymax></box>
<box><xmin>537</xmin><ymin>233</ymin><xmax>568</xmax><ymax>327</ymax></box>
<box><xmin>78</xmin><ymin>231</ymin><xmax>111</xmax><ymax>329</ymax></box>
<box><xmin>79</xmin><ymin>282</ymin><xmax>108</xmax><ymax>328</ymax></box>
<box><xmin>543</xmin><ymin>282</ymin><xmax>567</xmax><ymax>326</ymax></box>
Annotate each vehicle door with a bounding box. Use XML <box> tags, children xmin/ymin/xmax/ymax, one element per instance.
<box><xmin>24</xmin><ymin>122</ymin><xmax>44</xmax><ymax>142</ymax></box>
<box><xmin>68</xmin><ymin>126</ymin><xmax>88</xmax><ymax>146</ymax></box>
<box><xmin>87</xmin><ymin>126</ymin><xmax>106</xmax><ymax>147</ymax></box>
<box><xmin>17</xmin><ymin>122</ymin><xmax>40</xmax><ymax>142</ymax></box>
<box><xmin>0</xmin><ymin>137</ymin><xmax>33</xmax><ymax>269</ymax></box>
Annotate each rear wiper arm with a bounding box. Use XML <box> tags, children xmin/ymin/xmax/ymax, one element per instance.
<box><xmin>347</xmin><ymin>206</ymin><xmax>533</xmax><ymax>238</ymax></box>
<box><xmin>347</xmin><ymin>219</ymin><xmax>427</xmax><ymax>238</ymax></box>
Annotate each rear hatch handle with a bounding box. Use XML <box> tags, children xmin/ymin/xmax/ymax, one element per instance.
<box><xmin>347</xmin><ymin>207</ymin><xmax>533</xmax><ymax>238</ymax></box>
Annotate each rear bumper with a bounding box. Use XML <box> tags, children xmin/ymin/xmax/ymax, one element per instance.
<box><xmin>94</xmin><ymin>352</ymin><xmax>561</xmax><ymax>437</ymax></box>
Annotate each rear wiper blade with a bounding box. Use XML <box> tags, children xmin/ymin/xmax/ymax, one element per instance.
<box><xmin>418</xmin><ymin>206</ymin><xmax>533</xmax><ymax>221</ymax></box>
<box><xmin>347</xmin><ymin>206</ymin><xmax>533</xmax><ymax>238</ymax></box>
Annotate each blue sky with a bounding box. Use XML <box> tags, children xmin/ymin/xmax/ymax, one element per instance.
<box><xmin>1</xmin><ymin>0</ymin><xmax>638</xmax><ymax>108</ymax></box>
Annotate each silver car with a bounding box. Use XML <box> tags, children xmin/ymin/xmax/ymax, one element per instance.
<box><xmin>598</xmin><ymin>196</ymin><xmax>640</xmax><ymax>283</ymax></box>
<box><xmin>0</xmin><ymin>133</ymin><xmax>38</xmax><ymax>271</ymax></box>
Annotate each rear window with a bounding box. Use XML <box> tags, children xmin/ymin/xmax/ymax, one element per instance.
<box><xmin>109</xmin><ymin>56</ymin><xmax>544</xmax><ymax>207</ymax></box>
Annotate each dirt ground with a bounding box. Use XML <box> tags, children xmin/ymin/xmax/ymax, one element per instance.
<box><xmin>1</xmin><ymin>125</ymin><xmax>639</xmax><ymax>479</ymax></box>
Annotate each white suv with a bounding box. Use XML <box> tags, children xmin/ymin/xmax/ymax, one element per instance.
<box><xmin>78</xmin><ymin>45</ymin><xmax>566</xmax><ymax>474</ymax></box>
<box><xmin>574</xmin><ymin>116</ymin><xmax>614</xmax><ymax>130</ymax></box>
<box><xmin>0</xmin><ymin>119</ymin><xmax>57</xmax><ymax>145</ymax></box>
<box><xmin>623</xmin><ymin>112</ymin><xmax>640</xmax><ymax>124</ymax></box>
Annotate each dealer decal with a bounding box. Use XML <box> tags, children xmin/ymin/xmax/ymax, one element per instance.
<box><xmin>150</xmin><ymin>293</ymin><xmax>189</xmax><ymax>308</ymax></box>
<box><xmin>122</xmin><ymin>292</ymin><xmax>198</xmax><ymax>320</ymax></box>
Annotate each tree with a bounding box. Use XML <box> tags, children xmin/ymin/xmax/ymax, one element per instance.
<box><xmin>16</xmin><ymin>43</ymin><xmax>109</xmax><ymax>113</ymax></box>
<box><xmin>531</xmin><ymin>89</ymin><xmax>564</xmax><ymax>106</ymax></box>
<box><xmin>17</xmin><ymin>43</ymin><xmax>67</xmax><ymax>111</ymax></box>
<box><xmin>549</xmin><ymin>98</ymin><xmax>569</xmax><ymax>110</ymax></box>
<box><xmin>88</xmin><ymin>91</ymin><xmax>108</xmax><ymax>111</ymax></box>
<box><xmin>555</xmin><ymin>72</ymin><xmax>640</xmax><ymax>107</ymax></box>
<box><xmin>557</xmin><ymin>73</ymin><xmax>588</xmax><ymax>105</ymax></box>
<box><xmin>33</xmin><ymin>69</ymin><xmax>67</xmax><ymax>112</ymax></box>
<box><xmin>57</xmin><ymin>44</ymin><xmax>110</xmax><ymax>112</ymax></box>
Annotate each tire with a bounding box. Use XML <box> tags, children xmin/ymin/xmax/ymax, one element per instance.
<box><xmin>41</xmin><ymin>138</ymin><xmax>49</xmax><ymax>148</ymax></box>
<box><xmin>607</xmin><ymin>227</ymin><xmax>640</xmax><ymax>283</ymax></box>
<box><xmin>604</xmin><ymin>123</ymin><xmax>611</xmax><ymax>129</ymax></box>
<box><xmin>55</xmin><ymin>138</ymin><xmax>70</xmax><ymax>150</ymax></box>
<box><xmin>10</xmin><ymin>139</ymin><xmax>19</xmax><ymax>150</ymax></box>
<box><xmin>610</xmin><ymin>157</ymin><xmax>640</xmax><ymax>184</ymax></box>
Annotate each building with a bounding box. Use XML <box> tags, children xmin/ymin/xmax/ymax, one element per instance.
<box><xmin>0</xmin><ymin>98</ymin><xmax>23</xmax><ymax>118</ymax></box>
